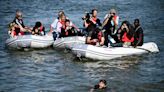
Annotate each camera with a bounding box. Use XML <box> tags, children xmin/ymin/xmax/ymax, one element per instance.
<box><xmin>82</xmin><ymin>12</ymin><xmax>90</xmax><ymax>20</ymax></box>
<box><xmin>122</xmin><ymin>28</ymin><xmax>126</xmax><ymax>32</ymax></box>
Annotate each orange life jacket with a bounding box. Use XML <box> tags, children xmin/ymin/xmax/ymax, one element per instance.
<box><xmin>13</xmin><ymin>30</ymin><xmax>24</xmax><ymax>36</ymax></box>
<box><xmin>60</xmin><ymin>20</ymin><xmax>65</xmax><ymax>26</ymax></box>
<box><xmin>39</xmin><ymin>26</ymin><xmax>43</xmax><ymax>32</ymax></box>
<box><xmin>13</xmin><ymin>26</ymin><xmax>24</xmax><ymax>37</ymax></box>
<box><xmin>122</xmin><ymin>32</ymin><xmax>134</xmax><ymax>42</ymax></box>
<box><xmin>113</xmin><ymin>15</ymin><xmax>118</xmax><ymax>25</ymax></box>
<box><xmin>59</xmin><ymin>20</ymin><xmax>66</xmax><ymax>30</ymax></box>
<box><xmin>91</xmin><ymin>17</ymin><xmax>97</xmax><ymax>22</ymax></box>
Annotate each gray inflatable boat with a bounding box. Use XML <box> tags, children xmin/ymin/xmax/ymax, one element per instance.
<box><xmin>6</xmin><ymin>35</ymin><xmax>54</xmax><ymax>49</ymax></box>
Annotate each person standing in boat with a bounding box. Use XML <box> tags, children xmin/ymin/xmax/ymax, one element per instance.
<box><xmin>10</xmin><ymin>10</ymin><xmax>32</xmax><ymax>37</ymax></box>
<box><xmin>82</xmin><ymin>9</ymin><xmax>101</xmax><ymax>35</ymax></box>
<box><xmin>117</xmin><ymin>20</ymin><xmax>135</xmax><ymax>47</ymax></box>
<box><xmin>133</xmin><ymin>19</ymin><xmax>144</xmax><ymax>47</ymax></box>
<box><xmin>85</xmin><ymin>20</ymin><xmax>105</xmax><ymax>46</ymax></box>
<box><xmin>102</xmin><ymin>9</ymin><xmax>119</xmax><ymax>46</ymax></box>
<box><xmin>32</xmin><ymin>21</ymin><xmax>45</xmax><ymax>36</ymax></box>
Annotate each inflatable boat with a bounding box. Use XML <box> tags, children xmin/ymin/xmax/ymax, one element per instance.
<box><xmin>71</xmin><ymin>42</ymin><xmax>159</xmax><ymax>60</ymax></box>
<box><xmin>5</xmin><ymin>35</ymin><xmax>54</xmax><ymax>49</ymax></box>
<box><xmin>53</xmin><ymin>36</ymin><xmax>86</xmax><ymax>49</ymax></box>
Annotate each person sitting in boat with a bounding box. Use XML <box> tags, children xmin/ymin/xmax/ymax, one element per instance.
<box><xmin>133</xmin><ymin>19</ymin><xmax>144</xmax><ymax>47</ymax></box>
<box><xmin>85</xmin><ymin>20</ymin><xmax>105</xmax><ymax>46</ymax></box>
<box><xmin>50</xmin><ymin>10</ymin><xmax>64</xmax><ymax>34</ymax></box>
<box><xmin>9</xmin><ymin>10</ymin><xmax>32</xmax><ymax>37</ymax></box>
<box><xmin>50</xmin><ymin>11</ymin><xmax>80</xmax><ymax>40</ymax></box>
<box><xmin>82</xmin><ymin>12</ymin><xmax>92</xmax><ymax>36</ymax></box>
<box><xmin>117</xmin><ymin>20</ymin><xmax>135</xmax><ymax>47</ymax></box>
<box><xmin>57</xmin><ymin>13</ymin><xmax>66</xmax><ymax>38</ymax></box>
<box><xmin>32</xmin><ymin>21</ymin><xmax>45</xmax><ymax>36</ymax></box>
<box><xmin>60</xmin><ymin>19</ymin><xmax>77</xmax><ymax>37</ymax></box>
<box><xmin>8</xmin><ymin>22</ymin><xmax>22</xmax><ymax>37</ymax></box>
<box><xmin>101</xmin><ymin>9</ymin><xmax>120</xmax><ymax>46</ymax></box>
<box><xmin>49</xmin><ymin>13</ymin><xmax>66</xmax><ymax>40</ymax></box>
<box><xmin>90</xmin><ymin>80</ymin><xmax>107</xmax><ymax>92</ymax></box>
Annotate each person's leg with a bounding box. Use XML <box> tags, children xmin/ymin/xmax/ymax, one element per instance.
<box><xmin>52</xmin><ymin>32</ymin><xmax>57</xmax><ymax>40</ymax></box>
<box><xmin>111</xmin><ymin>35</ymin><xmax>120</xmax><ymax>43</ymax></box>
<box><xmin>104</xmin><ymin>30</ymin><xmax>109</xmax><ymax>47</ymax></box>
<box><xmin>111</xmin><ymin>42</ymin><xmax>123</xmax><ymax>47</ymax></box>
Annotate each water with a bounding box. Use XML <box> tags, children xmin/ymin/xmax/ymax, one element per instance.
<box><xmin>0</xmin><ymin>0</ymin><xmax>164</xmax><ymax>92</ymax></box>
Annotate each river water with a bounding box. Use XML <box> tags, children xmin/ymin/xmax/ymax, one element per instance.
<box><xmin>0</xmin><ymin>0</ymin><xmax>164</xmax><ymax>92</ymax></box>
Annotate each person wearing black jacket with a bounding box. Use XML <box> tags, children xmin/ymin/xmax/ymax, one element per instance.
<box><xmin>133</xmin><ymin>19</ymin><xmax>144</xmax><ymax>47</ymax></box>
<box><xmin>102</xmin><ymin>9</ymin><xmax>120</xmax><ymax>46</ymax></box>
<box><xmin>85</xmin><ymin>20</ymin><xmax>105</xmax><ymax>46</ymax></box>
<box><xmin>90</xmin><ymin>9</ymin><xmax>102</xmax><ymax>27</ymax></box>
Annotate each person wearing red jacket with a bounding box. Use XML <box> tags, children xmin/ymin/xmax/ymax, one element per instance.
<box><xmin>117</xmin><ymin>21</ymin><xmax>135</xmax><ymax>47</ymax></box>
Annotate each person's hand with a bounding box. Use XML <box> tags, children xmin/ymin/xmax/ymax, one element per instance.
<box><xmin>35</xmin><ymin>29</ymin><xmax>39</xmax><ymax>33</ymax></box>
<box><xmin>82</xmin><ymin>16</ymin><xmax>86</xmax><ymax>20</ymax></box>
<box><xmin>118</xmin><ymin>29</ymin><xmax>121</xmax><ymax>33</ymax></box>
<box><xmin>121</xmin><ymin>25</ymin><xmax>124</xmax><ymax>30</ymax></box>
<box><xmin>92</xmin><ymin>39</ymin><xmax>98</xmax><ymax>43</ymax></box>
<box><xmin>62</xmin><ymin>25</ymin><xmax>65</xmax><ymax>28</ymax></box>
<box><xmin>99</xmin><ymin>42</ymin><xmax>104</xmax><ymax>46</ymax></box>
<box><xmin>65</xmin><ymin>27</ymin><xmax>69</xmax><ymax>30</ymax></box>
<box><xmin>84</xmin><ymin>22</ymin><xmax>89</xmax><ymax>28</ymax></box>
<box><xmin>118</xmin><ymin>35</ymin><xmax>121</xmax><ymax>40</ymax></box>
<box><xmin>96</xmin><ymin>42</ymin><xmax>100</xmax><ymax>47</ymax></box>
<box><xmin>107</xmin><ymin>14</ymin><xmax>111</xmax><ymax>18</ymax></box>
<box><xmin>77</xmin><ymin>28</ymin><xmax>80</xmax><ymax>32</ymax></box>
<box><xmin>25</xmin><ymin>26</ymin><xmax>32</xmax><ymax>30</ymax></box>
<box><xmin>90</xmin><ymin>18</ymin><xmax>94</xmax><ymax>22</ymax></box>
<box><xmin>124</xmin><ymin>25</ymin><xmax>128</xmax><ymax>30</ymax></box>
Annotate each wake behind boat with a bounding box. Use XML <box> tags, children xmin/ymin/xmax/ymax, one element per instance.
<box><xmin>71</xmin><ymin>42</ymin><xmax>159</xmax><ymax>60</ymax></box>
<box><xmin>5</xmin><ymin>35</ymin><xmax>54</xmax><ymax>49</ymax></box>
